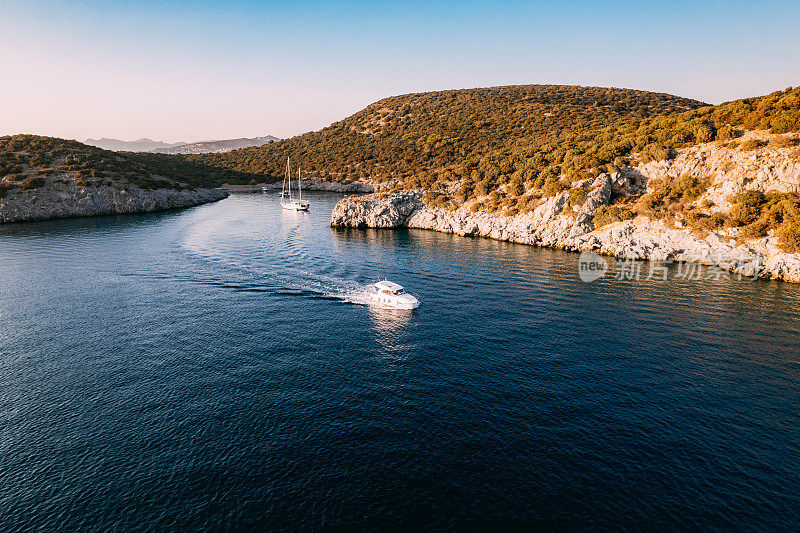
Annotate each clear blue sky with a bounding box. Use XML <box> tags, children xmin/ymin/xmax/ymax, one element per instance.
<box><xmin>1</xmin><ymin>0</ymin><xmax>798</xmax><ymax>142</ymax></box>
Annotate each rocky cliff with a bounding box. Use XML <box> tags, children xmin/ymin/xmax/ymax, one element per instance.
<box><xmin>331</xmin><ymin>136</ymin><xmax>800</xmax><ymax>283</ymax></box>
<box><xmin>0</xmin><ymin>176</ymin><xmax>227</xmax><ymax>223</ymax></box>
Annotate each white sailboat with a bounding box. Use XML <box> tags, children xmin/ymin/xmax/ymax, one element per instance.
<box><xmin>280</xmin><ymin>158</ymin><xmax>310</xmax><ymax>211</ymax></box>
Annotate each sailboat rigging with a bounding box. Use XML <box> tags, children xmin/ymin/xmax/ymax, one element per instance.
<box><xmin>280</xmin><ymin>157</ymin><xmax>311</xmax><ymax>211</ymax></box>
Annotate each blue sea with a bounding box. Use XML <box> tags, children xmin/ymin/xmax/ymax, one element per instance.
<box><xmin>1</xmin><ymin>192</ymin><xmax>799</xmax><ymax>530</ymax></box>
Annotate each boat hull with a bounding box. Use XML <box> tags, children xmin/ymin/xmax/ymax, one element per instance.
<box><xmin>281</xmin><ymin>201</ymin><xmax>310</xmax><ymax>211</ymax></box>
<box><xmin>369</xmin><ymin>293</ymin><xmax>419</xmax><ymax>310</ymax></box>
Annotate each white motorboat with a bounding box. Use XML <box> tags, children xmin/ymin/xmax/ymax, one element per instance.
<box><xmin>369</xmin><ymin>280</ymin><xmax>419</xmax><ymax>309</ymax></box>
<box><xmin>280</xmin><ymin>158</ymin><xmax>310</xmax><ymax>211</ymax></box>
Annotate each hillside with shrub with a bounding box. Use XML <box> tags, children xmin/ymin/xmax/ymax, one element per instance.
<box><xmin>190</xmin><ymin>85</ymin><xmax>800</xmax><ymax>208</ymax></box>
<box><xmin>463</xmin><ymin>85</ymin><xmax>800</xmax><ymax>199</ymax></box>
<box><xmin>0</xmin><ymin>135</ymin><xmax>235</xmax><ymax>223</ymax></box>
<box><xmin>4</xmin><ymin>85</ymin><xmax>800</xmax><ymax>239</ymax></box>
<box><xmin>6</xmin><ymin>85</ymin><xmax>799</xmax><ymax>202</ymax></box>
<box><xmin>189</xmin><ymin>84</ymin><xmax>706</xmax><ymax>184</ymax></box>
<box><xmin>312</xmin><ymin>84</ymin><xmax>800</xmax><ymax>257</ymax></box>
<box><xmin>0</xmin><ymin>135</ymin><xmax>254</xmax><ymax>199</ymax></box>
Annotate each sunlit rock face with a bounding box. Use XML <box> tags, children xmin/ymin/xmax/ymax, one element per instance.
<box><xmin>332</xmin><ymin>139</ymin><xmax>800</xmax><ymax>283</ymax></box>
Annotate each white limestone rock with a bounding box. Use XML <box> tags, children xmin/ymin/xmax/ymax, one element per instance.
<box><xmin>0</xmin><ymin>178</ymin><xmax>228</xmax><ymax>223</ymax></box>
<box><xmin>331</xmin><ymin>133</ymin><xmax>800</xmax><ymax>283</ymax></box>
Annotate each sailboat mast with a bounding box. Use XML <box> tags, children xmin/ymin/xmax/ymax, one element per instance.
<box><xmin>288</xmin><ymin>158</ymin><xmax>293</xmax><ymax>201</ymax></box>
<box><xmin>283</xmin><ymin>157</ymin><xmax>290</xmax><ymax>200</ymax></box>
<box><xmin>298</xmin><ymin>167</ymin><xmax>302</xmax><ymax>200</ymax></box>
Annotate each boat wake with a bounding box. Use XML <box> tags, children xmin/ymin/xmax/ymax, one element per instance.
<box><xmin>181</xmin><ymin>220</ymin><xmax>375</xmax><ymax>306</ymax></box>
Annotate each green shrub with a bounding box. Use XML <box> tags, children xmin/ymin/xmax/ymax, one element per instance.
<box><xmin>423</xmin><ymin>189</ymin><xmax>449</xmax><ymax>208</ymax></box>
<box><xmin>455</xmin><ymin>182</ymin><xmax>474</xmax><ymax>203</ymax></box>
<box><xmin>639</xmin><ymin>144</ymin><xmax>672</xmax><ymax>164</ymax></box>
<box><xmin>507</xmin><ymin>178</ymin><xmax>525</xmax><ymax>197</ymax></box>
<box><xmin>739</xmin><ymin>220</ymin><xmax>770</xmax><ymax>239</ymax></box>
<box><xmin>635</xmin><ymin>192</ymin><xmax>667</xmax><ymax>219</ymax></box>
<box><xmin>517</xmin><ymin>194</ymin><xmax>539</xmax><ymax>213</ymax></box>
<box><xmin>685</xmin><ymin>212</ymin><xmax>718</xmax><ymax>231</ymax></box>
<box><xmin>594</xmin><ymin>205</ymin><xmax>635</xmax><ymax>227</ymax></box>
<box><xmin>716</xmin><ymin>192</ymin><xmax>800</xmax><ymax>251</ymax></box>
<box><xmin>693</xmin><ymin>123</ymin><xmax>715</xmax><ymax>143</ymax></box>
<box><xmin>673</xmin><ymin>173</ymin><xmax>710</xmax><ymax>201</ymax></box>
<box><xmin>716</xmin><ymin>124</ymin><xmax>736</xmax><ymax>140</ymax></box>
<box><xmin>475</xmin><ymin>178</ymin><xmax>492</xmax><ymax>196</ymax></box>
<box><xmin>727</xmin><ymin>190</ymin><xmax>765</xmax><ymax>226</ymax></box>
<box><xmin>777</xmin><ymin>222</ymin><xmax>800</xmax><ymax>252</ymax></box>
<box><xmin>707</xmin><ymin>212</ymin><xmax>727</xmax><ymax>229</ymax></box>
<box><xmin>541</xmin><ymin>177</ymin><xmax>565</xmax><ymax>197</ymax></box>
<box><xmin>633</xmin><ymin>173</ymin><xmax>711</xmax><ymax>220</ymax></box>
<box><xmin>568</xmin><ymin>187</ymin><xmax>588</xmax><ymax>207</ymax></box>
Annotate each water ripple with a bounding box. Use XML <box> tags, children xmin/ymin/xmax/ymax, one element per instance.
<box><xmin>0</xmin><ymin>193</ymin><xmax>799</xmax><ymax>530</ymax></box>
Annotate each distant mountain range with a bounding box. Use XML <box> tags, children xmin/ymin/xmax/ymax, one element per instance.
<box><xmin>84</xmin><ymin>136</ymin><xmax>281</xmax><ymax>154</ymax></box>
<box><xmin>151</xmin><ymin>136</ymin><xmax>281</xmax><ymax>154</ymax></box>
<box><xmin>84</xmin><ymin>137</ymin><xmax>184</xmax><ymax>152</ymax></box>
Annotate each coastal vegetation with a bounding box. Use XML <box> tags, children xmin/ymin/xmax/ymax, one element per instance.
<box><xmin>185</xmin><ymin>85</ymin><xmax>800</xmax><ymax>252</ymax></box>
<box><xmin>189</xmin><ymin>85</ymin><xmax>705</xmax><ymax>185</ymax></box>
<box><xmin>188</xmin><ymin>86</ymin><xmax>800</xmax><ymax>203</ymax></box>
<box><xmin>4</xmin><ymin>85</ymin><xmax>800</xmax><ymax>249</ymax></box>
<box><xmin>8</xmin><ymin>85</ymin><xmax>798</xmax><ymax>202</ymax></box>
<box><xmin>0</xmin><ymin>135</ymin><xmax>230</xmax><ymax>223</ymax></box>
<box><xmin>589</xmin><ymin>171</ymin><xmax>800</xmax><ymax>254</ymax></box>
<box><xmin>708</xmin><ymin>190</ymin><xmax>800</xmax><ymax>252</ymax></box>
<box><xmin>0</xmin><ymin>135</ymin><xmax>254</xmax><ymax>196</ymax></box>
<box><xmin>453</xmin><ymin>87</ymin><xmax>800</xmax><ymax>215</ymax></box>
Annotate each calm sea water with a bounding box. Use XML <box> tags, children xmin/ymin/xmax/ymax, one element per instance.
<box><xmin>1</xmin><ymin>192</ymin><xmax>799</xmax><ymax>530</ymax></box>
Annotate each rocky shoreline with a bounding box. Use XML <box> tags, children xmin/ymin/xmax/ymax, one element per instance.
<box><xmin>331</xmin><ymin>139</ymin><xmax>800</xmax><ymax>283</ymax></box>
<box><xmin>331</xmin><ymin>188</ymin><xmax>800</xmax><ymax>282</ymax></box>
<box><xmin>0</xmin><ymin>181</ymin><xmax>228</xmax><ymax>224</ymax></box>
